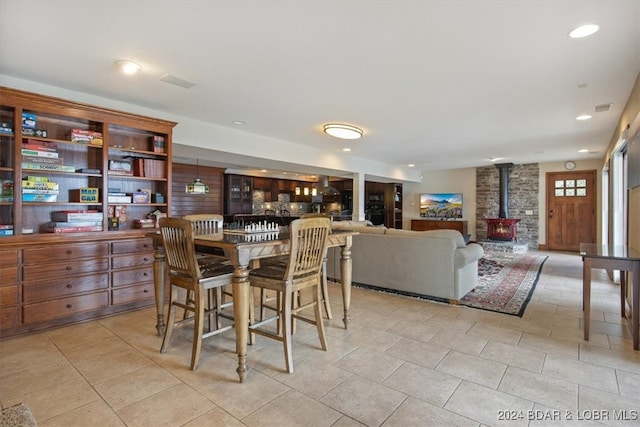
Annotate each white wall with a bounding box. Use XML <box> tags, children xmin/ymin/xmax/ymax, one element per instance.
<box><xmin>404</xmin><ymin>159</ymin><xmax>603</xmax><ymax>245</ymax></box>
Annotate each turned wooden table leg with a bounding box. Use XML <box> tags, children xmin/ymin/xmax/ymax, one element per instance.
<box><xmin>232</xmin><ymin>265</ymin><xmax>250</xmax><ymax>382</ymax></box>
<box><xmin>153</xmin><ymin>238</ymin><xmax>167</xmax><ymax>336</ymax></box>
<box><xmin>340</xmin><ymin>237</ymin><xmax>353</xmax><ymax>329</ymax></box>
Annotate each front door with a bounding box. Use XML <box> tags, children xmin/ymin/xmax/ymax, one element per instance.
<box><xmin>546</xmin><ymin>170</ymin><xmax>597</xmax><ymax>251</ymax></box>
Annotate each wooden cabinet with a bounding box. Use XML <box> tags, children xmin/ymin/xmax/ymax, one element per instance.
<box><xmin>365</xmin><ymin>181</ymin><xmax>402</xmax><ymax>229</ymax></box>
<box><xmin>411</xmin><ymin>219</ymin><xmax>468</xmax><ymax>234</ymax></box>
<box><xmin>0</xmin><ymin>87</ymin><xmax>175</xmax><ymax>236</ymax></box>
<box><xmin>0</xmin><ymin>87</ymin><xmax>175</xmax><ymax>338</ymax></box>
<box><xmin>225</xmin><ymin>174</ymin><xmax>253</xmax><ymax>215</ymax></box>
<box><xmin>385</xmin><ymin>183</ymin><xmax>402</xmax><ymax>229</ymax></box>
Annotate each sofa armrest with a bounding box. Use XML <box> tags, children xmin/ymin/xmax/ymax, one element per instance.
<box><xmin>454</xmin><ymin>243</ymin><xmax>484</xmax><ymax>269</ymax></box>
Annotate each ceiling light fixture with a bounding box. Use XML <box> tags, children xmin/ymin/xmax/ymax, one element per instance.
<box><xmin>185</xmin><ymin>160</ymin><xmax>209</xmax><ymax>194</ymax></box>
<box><xmin>576</xmin><ymin>114</ymin><xmax>592</xmax><ymax>121</ymax></box>
<box><xmin>569</xmin><ymin>24</ymin><xmax>599</xmax><ymax>38</ymax></box>
<box><xmin>323</xmin><ymin>123</ymin><xmax>363</xmax><ymax>140</ymax></box>
<box><xmin>115</xmin><ymin>60</ymin><xmax>141</xmax><ymax>75</ymax></box>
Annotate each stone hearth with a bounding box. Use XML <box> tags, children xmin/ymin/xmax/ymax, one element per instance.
<box><xmin>479</xmin><ymin>241</ymin><xmax>528</xmax><ymax>253</ymax></box>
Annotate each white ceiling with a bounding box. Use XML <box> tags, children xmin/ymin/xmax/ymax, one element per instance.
<box><xmin>1</xmin><ymin>1</ymin><xmax>639</xmax><ymax>178</ymax></box>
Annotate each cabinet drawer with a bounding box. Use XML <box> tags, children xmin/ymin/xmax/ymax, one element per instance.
<box><xmin>0</xmin><ymin>285</ymin><xmax>18</xmax><ymax>308</ymax></box>
<box><xmin>0</xmin><ymin>249</ymin><xmax>19</xmax><ymax>268</ymax></box>
<box><xmin>24</xmin><ymin>258</ymin><xmax>109</xmax><ymax>282</ymax></box>
<box><xmin>24</xmin><ymin>242</ymin><xmax>109</xmax><ymax>265</ymax></box>
<box><xmin>112</xmin><ymin>266</ymin><xmax>154</xmax><ymax>287</ymax></box>
<box><xmin>112</xmin><ymin>238</ymin><xmax>154</xmax><ymax>255</ymax></box>
<box><xmin>0</xmin><ymin>266</ymin><xmax>19</xmax><ymax>285</ymax></box>
<box><xmin>112</xmin><ymin>252</ymin><xmax>154</xmax><ymax>269</ymax></box>
<box><xmin>0</xmin><ymin>307</ymin><xmax>19</xmax><ymax>331</ymax></box>
<box><xmin>23</xmin><ymin>291</ymin><xmax>109</xmax><ymax>324</ymax></box>
<box><xmin>23</xmin><ymin>273</ymin><xmax>109</xmax><ymax>304</ymax></box>
<box><xmin>112</xmin><ymin>283</ymin><xmax>154</xmax><ymax>305</ymax></box>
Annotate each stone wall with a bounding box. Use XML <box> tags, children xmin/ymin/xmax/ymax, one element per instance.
<box><xmin>476</xmin><ymin>163</ymin><xmax>539</xmax><ymax>248</ymax></box>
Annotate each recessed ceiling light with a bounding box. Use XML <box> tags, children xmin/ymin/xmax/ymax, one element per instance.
<box><xmin>323</xmin><ymin>123</ymin><xmax>363</xmax><ymax>140</ymax></box>
<box><xmin>578</xmin><ymin>149</ymin><xmax>589</xmax><ymax>153</ymax></box>
<box><xmin>115</xmin><ymin>60</ymin><xmax>141</xmax><ymax>75</ymax></box>
<box><xmin>576</xmin><ymin>114</ymin><xmax>592</xmax><ymax>121</ymax></box>
<box><xmin>569</xmin><ymin>24</ymin><xmax>599</xmax><ymax>38</ymax></box>
<box><xmin>342</xmin><ymin>148</ymin><xmax>351</xmax><ymax>152</ymax></box>
<box><xmin>408</xmin><ymin>164</ymin><xmax>415</xmax><ymax>168</ymax></box>
<box><xmin>233</xmin><ymin>120</ymin><xmax>246</xmax><ymax>125</ymax></box>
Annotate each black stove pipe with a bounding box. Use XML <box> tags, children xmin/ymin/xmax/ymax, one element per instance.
<box><xmin>495</xmin><ymin>163</ymin><xmax>513</xmax><ymax>219</ymax></box>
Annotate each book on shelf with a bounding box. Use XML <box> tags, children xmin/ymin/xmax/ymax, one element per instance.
<box><xmin>47</xmin><ymin>225</ymin><xmax>103</xmax><ymax>233</ymax></box>
<box><xmin>0</xmin><ymin>229</ymin><xmax>14</xmax><ymax>236</ymax></box>
<box><xmin>22</xmin><ymin>188</ymin><xmax>60</xmax><ymax>195</ymax></box>
<box><xmin>48</xmin><ymin>221</ymin><xmax>103</xmax><ymax>228</ymax></box>
<box><xmin>51</xmin><ymin>210</ymin><xmax>103</xmax><ymax>222</ymax></box>
<box><xmin>23</xmin><ymin>139</ymin><xmax>57</xmax><ymax>151</ymax></box>
<box><xmin>22</xmin><ymin>163</ymin><xmax>75</xmax><ymax>172</ymax></box>
<box><xmin>22</xmin><ymin>193</ymin><xmax>58</xmax><ymax>202</ymax></box>
<box><xmin>22</xmin><ymin>180</ymin><xmax>59</xmax><ymax>190</ymax></box>
<box><xmin>21</xmin><ymin>149</ymin><xmax>58</xmax><ymax>158</ymax></box>
<box><xmin>22</xmin><ymin>155</ymin><xmax>63</xmax><ymax>165</ymax></box>
<box><xmin>143</xmin><ymin>159</ymin><xmax>166</xmax><ymax>178</ymax></box>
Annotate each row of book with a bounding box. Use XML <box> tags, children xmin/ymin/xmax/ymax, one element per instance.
<box><xmin>22</xmin><ymin>176</ymin><xmax>59</xmax><ymax>202</ymax></box>
<box><xmin>47</xmin><ymin>209</ymin><xmax>103</xmax><ymax>233</ymax></box>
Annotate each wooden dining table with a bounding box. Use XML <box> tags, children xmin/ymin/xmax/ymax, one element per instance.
<box><xmin>150</xmin><ymin>228</ymin><xmax>358</xmax><ymax>382</ymax></box>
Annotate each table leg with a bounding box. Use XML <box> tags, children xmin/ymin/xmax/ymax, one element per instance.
<box><xmin>340</xmin><ymin>241</ymin><xmax>353</xmax><ymax>329</ymax></box>
<box><xmin>153</xmin><ymin>242</ymin><xmax>166</xmax><ymax>336</ymax></box>
<box><xmin>232</xmin><ymin>265</ymin><xmax>250</xmax><ymax>382</ymax></box>
<box><xmin>583</xmin><ymin>257</ymin><xmax>591</xmax><ymax>341</ymax></box>
<box><xmin>621</xmin><ymin>270</ymin><xmax>627</xmax><ymax>318</ymax></box>
<box><xmin>633</xmin><ymin>262</ymin><xmax>639</xmax><ymax>350</ymax></box>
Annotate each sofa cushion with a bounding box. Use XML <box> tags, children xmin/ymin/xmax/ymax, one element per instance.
<box><xmin>384</xmin><ymin>228</ymin><xmax>466</xmax><ymax>248</ymax></box>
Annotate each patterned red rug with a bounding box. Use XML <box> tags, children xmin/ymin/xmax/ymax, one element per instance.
<box><xmin>460</xmin><ymin>252</ymin><xmax>548</xmax><ymax>317</ymax></box>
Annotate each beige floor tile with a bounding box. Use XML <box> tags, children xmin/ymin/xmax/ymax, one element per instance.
<box><xmin>38</xmin><ymin>400</ymin><xmax>126</xmax><ymax>427</ymax></box>
<box><xmin>340</xmin><ymin>326</ymin><xmax>403</xmax><ymax>353</ymax></box>
<box><xmin>468</xmin><ymin>321</ymin><xmax>523</xmax><ymax>345</ymax></box>
<box><xmin>616</xmin><ymin>369</ymin><xmax>640</xmax><ymax>399</ymax></box>
<box><xmin>384</xmin><ymin>319</ymin><xmax>441</xmax><ymax>343</ymax></box>
<box><xmin>0</xmin><ymin>358</ymin><xmax>81</xmax><ymax>402</ymax></box>
<box><xmin>445</xmin><ymin>380</ymin><xmax>533</xmax><ymax>426</ymax></box>
<box><xmin>542</xmin><ymin>353</ymin><xmax>618</xmax><ymax>394</ymax></box>
<box><xmin>498</xmin><ymin>366</ymin><xmax>578</xmax><ymax>411</ymax></box>
<box><xmin>116</xmin><ymin>383</ymin><xmax>215</xmax><ymax>427</ymax></box>
<box><xmin>12</xmin><ymin>376</ymin><xmax>99</xmax><ymax>423</ymax></box>
<box><xmin>579</xmin><ymin>343</ymin><xmax>640</xmax><ymax>375</ymax></box>
<box><xmin>480</xmin><ymin>340</ymin><xmax>545</xmax><ymax>373</ymax></box>
<box><xmin>383</xmin><ymin>337</ymin><xmax>450</xmax><ymax>369</ymax></box>
<box><xmin>320</xmin><ymin>375</ymin><xmax>406</xmax><ymax>427</ymax></box>
<box><xmin>435</xmin><ymin>350</ymin><xmax>507</xmax><ymax>389</ymax></box>
<box><xmin>0</xmin><ymin>335</ymin><xmax>65</xmax><ymax>377</ymax></box>
<box><xmin>74</xmin><ymin>347</ymin><xmax>154</xmax><ymax>384</ymax></box>
<box><xmin>382</xmin><ymin>362</ymin><xmax>461</xmax><ymax>407</ymax></box>
<box><xmin>382</xmin><ymin>396</ymin><xmax>479</xmax><ymax>427</ymax></box>
<box><xmin>428</xmin><ymin>329</ymin><xmax>488</xmax><ymax>355</ymax></box>
<box><xmin>243</xmin><ymin>389</ymin><xmax>342</xmax><ymax>427</ymax></box>
<box><xmin>518</xmin><ymin>332</ymin><xmax>579</xmax><ymax>359</ymax></box>
<box><xmin>272</xmin><ymin>357</ymin><xmax>352</xmax><ymax>400</ymax></box>
<box><xmin>93</xmin><ymin>364</ymin><xmax>182</xmax><ymax>411</ymax></box>
<box><xmin>182</xmin><ymin>407</ymin><xmax>244</xmax><ymax>427</ymax></box>
<box><xmin>333</xmin><ymin>347</ymin><xmax>404</xmax><ymax>382</ymax></box>
<box><xmin>577</xmin><ymin>385</ymin><xmax>640</xmax><ymax>426</ymax></box>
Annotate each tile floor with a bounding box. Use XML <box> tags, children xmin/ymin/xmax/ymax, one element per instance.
<box><xmin>2</xmin><ymin>250</ymin><xmax>640</xmax><ymax>426</ymax></box>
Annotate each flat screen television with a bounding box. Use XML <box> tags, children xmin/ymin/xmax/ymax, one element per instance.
<box><xmin>419</xmin><ymin>193</ymin><xmax>463</xmax><ymax>219</ymax></box>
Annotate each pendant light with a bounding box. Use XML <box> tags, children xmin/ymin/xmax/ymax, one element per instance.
<box><xmin>185</xmin><ymin>159</ymin><xmax>209</xmax><ymax>194</ymax></box>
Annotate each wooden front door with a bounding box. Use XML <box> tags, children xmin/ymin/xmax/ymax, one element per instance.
<box><xmin>546</xmin><ymin>170</ymin><xmax>597</xmax><ymax>251</ymax></box>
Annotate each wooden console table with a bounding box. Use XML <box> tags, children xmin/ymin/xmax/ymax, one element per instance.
<box><xmin>580</xmin><ymin>243</ymin><xmax>640</xmax><ymax>350</ymax></box>
<box><xmin>411</xmin><ymin>219</ymin><xmax>468</xmax><ymax>234</ymax></box>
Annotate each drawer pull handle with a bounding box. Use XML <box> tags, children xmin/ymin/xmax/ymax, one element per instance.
<box><xmin>143</xmin><ymin>289</ymin><xmax>149</xmax><ymax>293</ymax></box>
<box><xmin>144</xmin><ymin>244</ymin><xmax>149</xmax><ymax>248</ymax></box>
<box><xmin>144</xmin><ymin>258</ymin><xmax>149</xmax><ymax>262</ymax></box>
<box><xmin>66</xmin><ymin>250</ymin><xmax>72</xmax><ymax>255</ymax></box>
<box><xmin>66</xmin><ymin>304</ymin><xmax>72</xmax><ymax>309</ymax></box>
<box><xmin>66</xmin><ymin>266</ymin><xmax>72</xmax><ymax>271</ymax></box>
<box><xmin>66</xmin><ymin>284</ymin><xmax>72</xmax><ymax>288</ymax></box>
<box><xmin>143</xmin><ymin>272</ymin><xmax>148</xmax><ymax>277</ymax></box>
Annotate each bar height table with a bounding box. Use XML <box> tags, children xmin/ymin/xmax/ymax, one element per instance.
<box><xmin>580</xmin><ymin>243</ymin><xmax>640</xmax><ymax>350</ymax></box>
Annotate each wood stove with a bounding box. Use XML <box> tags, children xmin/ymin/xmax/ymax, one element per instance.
<box><xmin>485</xmin><ymin>218</ymin><xmax>521</xmax><ymax>241</ymax></box>
<box><xmin>485</xmin><ymin>163</ymin><xmax>521</xmax><ymax>241</ymax></box>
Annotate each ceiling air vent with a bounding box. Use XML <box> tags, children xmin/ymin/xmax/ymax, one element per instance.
<box><xmin>160</xmin><ymin>74</ymin><xmax>195</xmax><ymax>89</ymax></box>
<box><xmin>594</xmin><ymin>103</ymin><xmax>612</xmax><ymax>113</ymax></box>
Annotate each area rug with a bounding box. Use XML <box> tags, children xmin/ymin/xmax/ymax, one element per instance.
<box><xmin>459</xmin><ymin>252</ymin><xmax>547</xmax><ymax>317</ymax></box>
<box><xmin>0</xmin><ymin>403</ymin><xmax>38</xmax><ymax>426</ymax></box>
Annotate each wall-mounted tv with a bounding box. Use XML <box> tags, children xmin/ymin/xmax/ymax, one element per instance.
<box><xmin>419</xmin><ymin>193</ymin><xmax>463</xmax><ymax>219</ymax></box>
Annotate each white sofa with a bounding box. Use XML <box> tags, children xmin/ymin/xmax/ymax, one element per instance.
<box><xmin>326</xmin><ymin>222</ymin><xmax>484</xmax><ymax>302</ymax></box>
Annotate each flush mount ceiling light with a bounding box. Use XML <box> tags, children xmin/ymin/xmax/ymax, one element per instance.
<box><xmin>323</xmin><ymin>123</ymin><xmax>363</xmax><ymax>140</ymax></box>
<box><xmin>115</xmin><ymin>60</ymin><xmax>141</xmax><ymax>75</ymax></box>
<box><xmin>576</xmin><ymin>114</ymin><xmax>592</xmax><ymax>121</ymax></box>
<box><xmin>569</xmin><ymin>24</ymin><xmax>599</xmax><ymax>38</ymax></box>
